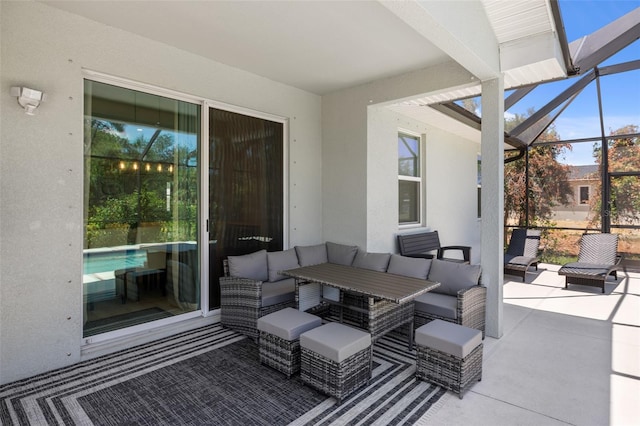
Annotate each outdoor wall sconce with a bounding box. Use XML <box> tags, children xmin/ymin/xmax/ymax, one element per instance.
<box><xmin>10</xmin><ymin>86</ymin><xmax>46</xmax><ymax>115</ymax></box>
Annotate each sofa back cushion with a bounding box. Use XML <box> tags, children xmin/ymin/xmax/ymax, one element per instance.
<box><xmin>267</xmin><ymin>249</ymin><xmax>300</xmax><ymax>282</ymax></box>
<box><xmin>295</xmin><ymin>244</ymin><xmax>328</xmax><ymax>266</ymax></box>
<box><xmin>352</xmin><ymin>251</ymin><xmax>391</xmax><ymax>272</ymax></box>
<box><xmin>428</xmin><ymin>259</ymin><xmax>481</xmax><ymax>296</ymax></box>
<box><xmin>386</xmin><ymin>254</ymin><xmax>432</xmax><ymax>279</ymax></box>
<box><xmin>227</xmin><ymin>249</ymin><xmax>268</xmax><ymax>282</ymax></box>
<box><xmin>326</xmin><ymin>241</ymin><xmax>359</xmax><ymax>266</ymax></box>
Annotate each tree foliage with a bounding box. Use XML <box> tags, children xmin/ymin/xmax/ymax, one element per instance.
<box><xmin>504</xmin><ymin>110</ymin><xmax>573</xmax><ymax>226</ymax></box>
<box><xmin>590</xmin><ymin>124</ymin><xmax>640</xmax><ymax>226</ymax></box>
<box><xmin>85</xmin><ymin>119</ymin><xmax>198</xmax><ymax>248</ymax></box>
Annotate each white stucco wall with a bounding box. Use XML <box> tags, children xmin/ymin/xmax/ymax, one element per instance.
<box><xmin>0</xmin><ymin>2</ymin><xmax>322</xmax><ymax>384</ymax></box>
<box><xmin>423</xmin><ymin>124</ymin><xmax>482</xmax><ymax>263</ymax></box>
<box><xmin>322</xmin><ymin>61</ymin><xmax>481</xmax><ymax>254</ymax></box>
<box><xmin>367</xmin><ymin>107</ymin><xmax>481</xmax><ymax>258</ymax></box>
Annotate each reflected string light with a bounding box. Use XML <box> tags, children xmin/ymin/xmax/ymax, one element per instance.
<box><xmin>115</xmin><ymin>160</ymin><xmax>176</xmax><ymax>173</ymax></box>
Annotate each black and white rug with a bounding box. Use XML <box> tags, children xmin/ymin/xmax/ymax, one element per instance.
<box><xmin>0</xmin><ymin>324</ymin><xmax>445</xmax><ymax>425</ymax></box>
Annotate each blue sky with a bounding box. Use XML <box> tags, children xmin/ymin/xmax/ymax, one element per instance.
<box><xmin>508</xmin><ymin>0</ymin><xmax>640</xmax><ymax>165</ymax></box>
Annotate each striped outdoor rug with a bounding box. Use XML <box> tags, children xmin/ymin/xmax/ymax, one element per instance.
<box><xmin>0</xmin><ymin>324</ymin><xmax>445</xmax><ymax>425</ymax></box>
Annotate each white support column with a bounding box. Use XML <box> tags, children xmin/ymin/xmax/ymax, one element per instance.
<box><xmin>481</xmin><ymin>77</ymin><xmax>504</xmax><ymax>339</ymax></box>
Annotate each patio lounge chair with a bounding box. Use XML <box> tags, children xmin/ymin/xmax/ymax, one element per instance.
<box><xmin>504</xmin><ymin>229</ymin><xmax>541</xmax><ymax>282</ymax></box>
<box><xmin>558</xmin><ymin>233</ymin><xmax>621</xmax><ymax>293</ymax></box>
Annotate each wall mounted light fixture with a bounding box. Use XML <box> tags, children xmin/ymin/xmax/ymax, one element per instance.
<box><xmin>10</xmin><ymin>86</ymin><xmax>46</xmax><ymax>115</ymax></box>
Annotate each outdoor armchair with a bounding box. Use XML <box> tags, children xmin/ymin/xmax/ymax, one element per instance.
<box><xmin>219</xmin><ymin>250</ymin><xmax>296</xmax><ymax>340</ymax></box>
<box><xmin>504</xmin><ymin>229</ymin><xmax>542</xmax><ymax>282</ymax></box>
<box><xmin>558</xmin><ymin>233</ymin><xmax>621</xmax><ymax>293</ymax></box>
<box><xmin>397</xmin><ymin>231</ymin><xmax>471</xmax><ymax>263</ymax></box>
<box><xmin>413</xmin><ymin>259</ymin><xmax>486</xmax><ymax>338</ymax></box>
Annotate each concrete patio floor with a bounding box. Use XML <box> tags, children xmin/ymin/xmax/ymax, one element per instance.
<box><xmin>421</xmin><ymin>264</ymin><xmax>640</xmax><ymax>426</ymax></box>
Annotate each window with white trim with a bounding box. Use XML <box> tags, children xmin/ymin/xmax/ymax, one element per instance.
<box><xmin>398</xmin><ymin>132</ymin><xmax>422</xmax><ymax>225</ymax></box>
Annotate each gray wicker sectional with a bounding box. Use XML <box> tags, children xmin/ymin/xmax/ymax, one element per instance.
<box><xmin>219</xmin><ymin>241</ymin><xmax>486</xmax><ymax>342</ymax></box>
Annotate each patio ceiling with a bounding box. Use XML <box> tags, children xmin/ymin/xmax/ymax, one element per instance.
<box><xmin>42</xmin><ymin>0</ymin><xmax>567</xmax><ymax>97</ymax></box>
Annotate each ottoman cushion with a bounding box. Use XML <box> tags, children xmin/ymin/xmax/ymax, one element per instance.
<box><xmin>416</xmin><ymin>319</ymin><xmax>482</xmax><ymax>358</ymax></box>
<box><xmin>300</xmin><ymin>322</ymin><xmax>371</xmax><ymax>363</ymax></box>
<box><xmin>257</xmin><ymin>308</ymin><xmax>322</xmax><ymax>341</ymax></box>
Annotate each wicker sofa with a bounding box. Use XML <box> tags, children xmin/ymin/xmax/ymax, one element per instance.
<box><xmin>219</xmin><ymin>241</ymin><xmax>486</xmax><ymax>341</ymax></box>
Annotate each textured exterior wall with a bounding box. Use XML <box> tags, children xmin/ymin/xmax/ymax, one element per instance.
<box><xmin>321</xmin><ymin>61</ymin><xmax>480</xmax><ymax>253</ymax></box>
<box><xmin>0</xmin><ymin>1</ymin><xmax>322</xmax><ymax>384</ymax></box>
<box><xmin>367</xmin><ymin>107</ymin><xmax>481</xmax><ymax>257</ymax></box>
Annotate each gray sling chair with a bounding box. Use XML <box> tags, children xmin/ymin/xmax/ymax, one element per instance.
<box><xmin>558</xmin><ymin>233</ymin><xmax>621</xmax><ymax>293</ymax></box>
<box><xmin>504</xmin><ymin>229</ymin><xmax>542</xmax><ymax>282</ymax></box>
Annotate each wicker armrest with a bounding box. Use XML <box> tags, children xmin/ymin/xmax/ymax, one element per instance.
<box><xmin>456</xmin><ymin>285</ymin><xmax>486</xmax><ymax>337</ymax></box>
<box><xmin>219</xmin><ymin>276</ymin><xmax>263</xmax><ymax>309</ymax></box>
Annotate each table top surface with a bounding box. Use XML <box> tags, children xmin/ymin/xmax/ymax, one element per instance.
<box><xmin>282</xmin><ymin>263</ymin><xmax>440</xmax><ymax>304</ymax></box>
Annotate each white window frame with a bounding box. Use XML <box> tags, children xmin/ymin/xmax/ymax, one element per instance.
<box><xmin>398</xmin><ymin>130</ymin><xmax>425</xmax><ymax>228</ymax></box>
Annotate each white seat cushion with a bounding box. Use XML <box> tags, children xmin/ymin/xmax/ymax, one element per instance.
<box><xmin>300</xmin><ymin>322</ymin><xmax>371</xmax><ymax>363</ymax></box>
<box><xmin>257</xmin><ymin>308</ymin><xmax>322</xmax><ymax>340</ymax></box>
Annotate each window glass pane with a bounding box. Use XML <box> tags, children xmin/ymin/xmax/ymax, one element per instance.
<box><xmin>505</xmin><ymin>142</ymin><xmax>603</xmax><ymax>230</ymax></box>
<box><xmin>83</xmin><ymin>80</ymin><xmax>200</xmax><ymax>338</ymax></box>
<box><xmin>398</xmin><ymin>133</ymin><xmax>420</xmax><ymax>177</ymax></box>
<box><xmin>552</xmin><ymin>141</ymin><xmax>602</xmax><ymax>230</ymax></box>
<box><xmin>601</xmin><ymin>69</ymin><xmax>640</xmax><ymax>136</ymax></box>
<box><xmin>610</xmin><ymin>175</ymin><xmax>640</xmax><ymax>227</ymax></box>
<box><xmin>608</xmin><ymin>131</ymin><xmax>640</xmax><ymax>173</ymax></box>
<box><xmin>505</xmin><ymin>156</ymin><xmax>526</xmax><ymax>227</ymax></box>
<box><xmin>208</xmin><ymin>108</ymin><xmax>284</xmax><ymax>308</ymax></box>
<box><xmin>399</xmin><ymin>180</ymin><xmax>419</xmax><ymax>224</ymax></box>
<box><xmin>618</xmin><ymin>229</ymin><xmax>640</xmax><ymax>264</ymax></box>
<box><xmin>454</xmin><ymin>97</ymin><xmax>481</xmax><ymax>117</ymax></box>
<box><xmin>538</xmin><ymin>229</ymin><xmax>583</xmax><ymax>264</ymax></box>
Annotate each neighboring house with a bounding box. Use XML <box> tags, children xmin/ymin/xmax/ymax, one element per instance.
<box><xmin>551</xmin><ymin>165</ymin><xmax>600</xmax><ymax>224</ymax></box>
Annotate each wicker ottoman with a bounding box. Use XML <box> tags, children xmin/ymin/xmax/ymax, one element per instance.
<box><xmin>257</xmin><ymin>308</ymin><xmax>322</xmax><ymax>378</ymax></box>
<box><xmin>415</xmin><ymin>319</ymin><xmax>483</xmax><ymax>399</ymax></box>
<box><xmin>300</xmin><ymin>322</ymin><xmax>372</xmax><ymax>404</ymax></box>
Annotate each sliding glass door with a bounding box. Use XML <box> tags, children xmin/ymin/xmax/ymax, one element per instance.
<box><xmin>208</xmin><ymin>107</ymin><xmax>285</xmax><ymax>308</ymax></box>
<box><xmin>83</xmin><ymin>79</ymin><xmax>286</xmax><ymax>337</ymax></box>
<box><xmin>83</xmin><ymin>80</ymin><xmax>200</xmax><ymax>337</ymax></box>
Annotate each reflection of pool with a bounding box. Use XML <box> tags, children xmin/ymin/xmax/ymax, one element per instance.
<box><xmin>83</xmin><ymin>243</ymin><xmax>198</xmax><ymax>303</ymax></box>
<box><xmin>83</xmin><ymin>250</ymin><xmax>147</xmax><ymax>302</ymax></box>
<box><xmin>84</xmin><ymin>250</ymin><xmax>146</xmax><ymax>274</ymax></box>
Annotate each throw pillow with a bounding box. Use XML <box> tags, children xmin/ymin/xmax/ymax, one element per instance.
<box><xmin>326</xmin><ymin>241</ymin><xmax>359</xmax><ymax>266</ymax></box>
<box><xmin>295</xmin><ymin>244</ymin><xmax>328</xmax><ymax>266</ymax></box>
<box><xmin>267</xmin><ymin>249</ymin><xmax>300</xmax><ymax>282</ymax></box>
<box><xmin>427</xmin><ymin>259</ymin><xmax>481</xmax><ymax>296</ymax></box>
<box><xmin>386</xmin><ymin>254</ymin><xmax>432</xmax><ymax>279</ymax></box>
<box><xmin>352</xmin><ymin>251</ymin><xmax>391</xmax><ymax>272</ymax></box>
<box><xmin>227</xmin><ymin>249</ymin><xmax>268</xmax><ymax>282</ymax></box>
